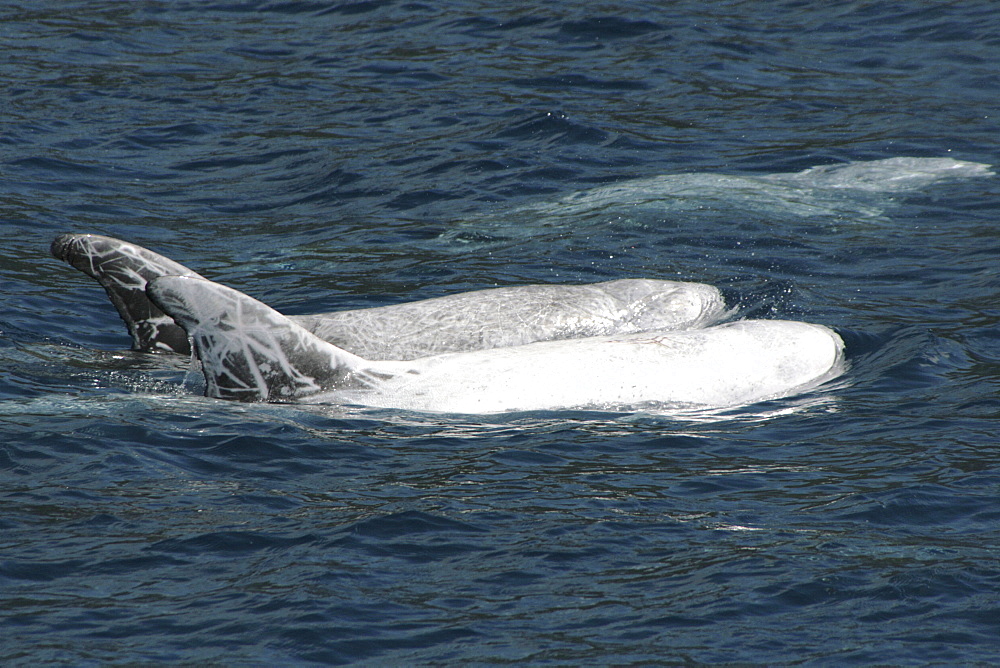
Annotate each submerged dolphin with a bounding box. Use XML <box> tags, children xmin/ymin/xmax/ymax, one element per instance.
<box><xmin>438</xmin><ymin>157</ymin><xmax>995</xmax><ymax>246</ymax></box>
<box><xmin>52</xmin><ymin>234</ymin><xmax>728</xmax><ymax>360</ymax></box>
<box><xmin>146</xmin><ymin>275</ymin><xmax>845</xmax><ymax>414</ymax></box>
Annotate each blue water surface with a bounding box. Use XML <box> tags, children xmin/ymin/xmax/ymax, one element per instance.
<box><xmin>3</xmin><ymin>1</ymin><xmax>1000</xmax><ymax>664</ymax></box>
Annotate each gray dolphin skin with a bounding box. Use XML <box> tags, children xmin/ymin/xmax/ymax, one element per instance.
<box><xmin>52</xmin><ymin>234</ymin><xmax>728</xmax><ymax>361</ymax></box>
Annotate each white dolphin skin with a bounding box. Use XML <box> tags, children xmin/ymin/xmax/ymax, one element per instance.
<box><xmin>52</xmin><ymin>233</ymin><xmax>728</xmax><ymax>359</ymax></box>
<box><xmin>146</xmin><ymin>275</ymin><xmax>846</xmax><ymax>415</ymax></box>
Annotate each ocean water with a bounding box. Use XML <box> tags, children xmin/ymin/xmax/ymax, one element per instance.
<box><xmin>3</xmin><ymin>1</ymin><xmax>1000</xmax><ymax>664</ymax></box>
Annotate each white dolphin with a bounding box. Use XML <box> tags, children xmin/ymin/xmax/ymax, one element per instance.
<box><xmin>145</xmin><ymin>275</ymin><xmax>845</xmax><ymax>415</ymax></box>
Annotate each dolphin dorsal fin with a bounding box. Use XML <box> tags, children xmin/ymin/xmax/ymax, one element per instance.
<box><xmin>51</xmin><ymin>233</ymin><xmax>200</xmax><ymax>354</ymax></box>
<box><xmin>147</xmin><ymin>275</ymin><xmax>371</xmax><ymax>402</ymax></box>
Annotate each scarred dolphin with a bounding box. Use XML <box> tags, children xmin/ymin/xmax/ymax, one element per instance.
<box><xmin>145</xmin><ymin>274</ymin><xmax>845</xmax><ymax>414</ymax></box>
